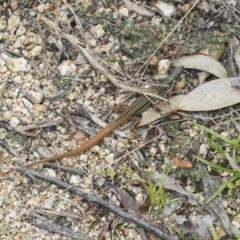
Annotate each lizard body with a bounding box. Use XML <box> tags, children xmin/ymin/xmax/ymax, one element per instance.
<box><xmin>14</xmin><ymin>66</ymin><xmax>183</xmax><ymax>170</ymax></box>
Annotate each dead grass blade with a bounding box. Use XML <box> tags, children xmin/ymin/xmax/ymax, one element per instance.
<box><xmin>39</xmin><ymin>15</ymin><xmax>168</xmax><ymax>100</ymax></box>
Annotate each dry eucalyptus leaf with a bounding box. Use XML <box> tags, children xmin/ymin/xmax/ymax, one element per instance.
<box><xmin>160</xmin><ymin>95</ymin><xmax>186</xmax><ymax>115</ymax></box>
<box><xmin>123</xmin><ymin>0</ymin><xmax>154</xmax><ymax>16</ymax></box>
<box><xmin>197</xmin><ymin>43</ymin><xmax>225</xmax><ymax>83</ymax></box>
<box><xmin>198</xmin><ymin>43</ymin><xmax>225</xmax><ymax>60</ymax></box>
<box><xmin>178</xmin><ymin>77</ymin><xmax>240</xmax><ymax>111</ymax></box>
<box><xmin>138</xmin><ymin>108</ymin><xmax>162</xmax><ymax>127</ymax></box>
<box><xmin>234</xmin><ymin>48</ymin><xmax>240</xmax><ymax>71</ymax></box>
<box><xmin>173</xmin><ymin>54</ymin><xmax>227</xmax><ymax>79</ymax></box>
<box><xmin>138</xmin><ymin>95</ymin><xmax>185</xmax><ymax>126</ymax></box>
<box><xmin>231</xmin><ymin>78</ymin><xmax>240</xmax><ymax>88</ymax></box>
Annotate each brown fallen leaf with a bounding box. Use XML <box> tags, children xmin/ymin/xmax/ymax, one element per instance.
<box><xmin>139</xmin><ymin>195</ymin><xmax>151</xmax><ymax>213</ymax></box>
<box><xmin>32</xmin><ymin>104</ymin><xmax>48</xmax><ymax>113</ymax></box>
<box><xmin>171</xmin><ymin>157</ymin><xmax>193</xmax><ymax>169</ymax></box>
<box><xmin>105</xmin><ymin>181</ymin><xmax>143</xmax><ymax>219</ymax></box>
<box><xmin>142</xmin><ymin>127</ymin><xmax>159</xmax><ymax>143</ymax></box>
<box><xmin>149</xmin><ymin>55</ymin><xmax>158</xmax><ymax>75</ymax></box>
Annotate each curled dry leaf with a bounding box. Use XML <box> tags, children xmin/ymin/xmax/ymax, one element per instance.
<box><xmin>173</xmin><ymin>54</ymin><xmax>227</xmax><ymax>79</ymax></box>
<box><xmin>178</xmin><ymin>77</ymin><xmax>240</xmax><ymax>111</ymax></box>
<box><xmin>171</xmin><ymin>157</ymin><xmax>193</xmax><ymax>169</ymax></box>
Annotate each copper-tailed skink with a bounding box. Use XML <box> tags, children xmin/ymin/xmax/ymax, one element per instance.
<box><xmin>11</xmin><ymin>66</ymin><xmax>183</xmax><ymax>171</ymax></box>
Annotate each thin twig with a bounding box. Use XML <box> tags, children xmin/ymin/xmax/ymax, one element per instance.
<box><xmin>30</xmin><ymin>218</ymin><xmax>94</xmax><ymax>240</ymax></box>
<box><xmin>18</xmin><ymin>167</ymin><xmax>173</xmax><ymax>240</ymax></box>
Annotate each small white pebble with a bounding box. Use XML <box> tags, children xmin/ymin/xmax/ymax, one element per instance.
<box><xmin>156</xmin><ymin>2</ymin><xmax>176</xmax><ymax>17</ymax></box>
<box><xmin>58</xmin><ymin>60</ymin><xmax>76</xmax><ymax>76</ymax></box>
<box><xmin>149</xmin><ymin>147</ymin><xmax>157</xmax><ymax>157</ymax></box>
<box><xmin>91</xmin><ymin>24</ymin><xmax>105</xmax><ymax>38</ymax></box>
<box><xmin>135</xmin><ymin>193</ymin><xmax>144</xmax><ymax>203</ymax></box>
<box><xmin>10</xmin><ymin>117</ymin><xmax>20</xmax><ymax>128</ymax></box>
<box><xmin>37</xmin><ymin>4</ymin><xmax>45</xmax><ymax>13</ymax></box>
<box><xmin>43</xmin><ymin>198</ymin><xmax>54</xmax><ymax>209</ymax></box>
<box><xmin>46</xmin><ymin>169</ymin><xmax>56</xmax><ymax>178</ymax></box>
<box><xmin>3</xmin><ymin>111</ymin><xmax>12</xmax><ymax>120</ymax></box>
<box><xmin>119</xmin><ymin>8</ymin><xmax>129</xmax><ymax>18</ymax></box>
<box><xmin>16</xmin><ymin>26</ymin><xmax>26</xmax><ymax>36</ymax></box>
<box><xmin>69</xmin><ymin>175</ymin><xmax>80</xmax><ymax>185</ymax></box>
<box><xmin>80</xmin><ymin>154</ymin><xmax>88</xmax><ymax>162</ymax></box>
<box><xmin>105</xmin><ymin>153</ymin><xmax>114</xmax><ymax>164</ymax></box>
<box><xmin>91</xmin><ymin>145</ymin><xmax>100</xmax><ymax>153</ymax></box>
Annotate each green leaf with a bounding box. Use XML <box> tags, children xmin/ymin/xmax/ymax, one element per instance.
<box><xmin>193</xmin><ymin>123</ymin><xmax>231</xmax><ymax>144</ymax></box>
<box><xmin>77</xmin><ymin>10</ymin><xmax>85</xmax><ymax>17</ymax></box>
<box><xmin>106</xmin><ymin>168</ymin><xmax>116</xmax><ymax>177</ymax></box>
<box><xmin>231</xmin><ymin>139</ymin><xmax>239</xmax><ymax>148</ymax></box>
<box><xmin>220</xmin><ymin>23</ymin><xmax>228</xmax><ymax>32</ymax></box>
<box><xmin>85</xmin><ymin>4</ymin><xmax>94</xmax><ymax>13</ymax></box>
<box><xmin>206</xmin><ymin>174</ymin><xmax>239</xmax><ymax>203</ymax></box>
<box><xmin>195</xmin><ymin>156</ymin><xmax>238</xmax><ymax>174</ymax></box>
<box><xmin>91</xmin><ymin>18</ymin><xmax>99</xmax><ymax>25</ymax></box>
<box><xmin>109</xmin><ymin>11</ymin><xmax>114</xmax><ymax>21</ymax></box>
<box><xmin>100</xmin><ymin>10</ymin><xmax>106</xmax><ymax>17</ymax></box>
<box><xmin>205</xmin><ymin>134</ymin><xmax>224</xmax><ymax>155</ymax></box>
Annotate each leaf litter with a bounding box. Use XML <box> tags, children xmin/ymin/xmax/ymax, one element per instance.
<box><xmin>0</xmin><ymin>0</ymin><xmax>240</xmax><ymax>239</ymax></box>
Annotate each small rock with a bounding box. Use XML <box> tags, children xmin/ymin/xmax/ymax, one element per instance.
<box><xmin>69</xmin><ymin>175</ymin><xmax>80</xmax><ymax>185</ymax></box>
<box><xmin>91</xmin><ymin>24</ymin><xmax>105</xmax><ymax>38</ymax></box>
<box><xmin>6</xmin><ymin>57</ymin><xmax>29</xmax><ymax>72</ymax></box>
<box><xmin>37</xmin><ymin>4</ymin><xmax>45</xmax><ymax>13</ymax></box>
<box><xmin>199</xmin><ymin>143</ymin><xmax>207</xmax><ymax>155</ymax></box>
<box><xmin>0</xmin><ymin>17</ymin><xmax>6</xmax><ymax>30</ymax></box>
<box><xmin>28</xmin><ymin>90</ymin><xmax>44</xmax><ymax>103</ymax></box>
<box><xmin>10</xmin><ymin>117</ymin><xmax>20</xmax><ymax>128</ymax></box>
<box><xmin>73</xmin><ymin>53</ymin><xmax>85</xmax><ymax>65</ymax></box>
<box><xmin>32</xmin><ymin>104</ymin><xmax>48</xmax><ymax>113</ymax></box>
<box><xmin>28</xmin><ymin>45</ymin><xmax>43</xmax><ymax>57</ymax></box>
<box><xmin>16</xmin><ymin>26</ymin><xmax>26</xmax><ymax>36</ymax></box>
<box><xmin>80</xmin><ymin>154</ymin><xmax>88</xmax><ymax>162</ymax></box>
<box><xmin>91</xmin><ymin>145</ymin><xmax>100</xmax><ymax>153</ymax></box>
<box><xmin>156</xmin><ymin>1</ymin><xmax>176</xmax><ymax>18</ymax></box>
<box><xmin>7</xmin><ymin>15</ymin><xmax>20</xmax><ymax>33</ymax></box>
<box><xmin>58</xmin><ymin>60</ymin><xmax>76</xmax><ymax>76</ymax></box>
<box><xmin>0</xmin><ymin>66</ymin><xmax>7</xmax><ymax>73</ymax></box>
<box><xmin>14</xmin><ymin>35</ymin><xmax>29</xmax><ymax>48</ymax></box>
<box><xmin>0</xmin><ymin>57</ymin><xmax>5</xmax><ymax>66</ymax></box>
<box><xmin>149</xmin><ymin>147</ymin><xmax>157</xmax><ymax>157</ymax></box>
<box><xmin>29</xmin><ymin>11</ymin><xmax>37</xmax><ymax>17</ymax></box>
<box><xmin>43</xmin><ymin>198</ymin><xmax>54</xmax><ymax>209</ymax></box>
<box><xmin>158</xmin><ymin>59</ymin><xmax>171</xmax><ymax>74</ymax></box>
<box><xmin>0</xmin><ymin>52</ymin><xmax>10</xmax><ymax>61</ymax></box>
<box><xmin>105</xmin><ymin>153</ymin><xmax>114</xmax><ymax>164</ymax></box>
<box><xmin>46</xmin><ymin>169</ymin><xmax>56</xmax><ymax>178</ymax></box>
<box><xmin>26</xmin><ymin>32</ymin><xmax>42</xmax><ymax>44</ymax></box>
<box><xmin>3</xmin><ymin>111</ymin><xmax>12</xmax><ymax>121</ymax></box>
<box><xmin>27</xmin><ymin>196</ymin><xmax>43</xmax><ymax>207</ymax></box>
<box><xmin>10</xmin><ymin>1</ymin><xmax>18</xmax><ymax>10</ymax></box>
<box><xmin>9</xmin><ymin>34</ymin><xmax>17</xmax><ymax>42</ymax></box>
<box><xmin>88</xmin><ymin>38</ymin><xmax>97</xmax><ymax>47</ymax></box>
<box><xmin>119</xmin><ymin>8</ymin><xmax>129</xmax><ymax>18</ymax></box>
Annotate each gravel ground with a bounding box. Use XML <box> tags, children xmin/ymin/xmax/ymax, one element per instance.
<box><xmin>0</xmin><ymin>0</ymin><xmax>240</xmax><ymax>239</ymax></box>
